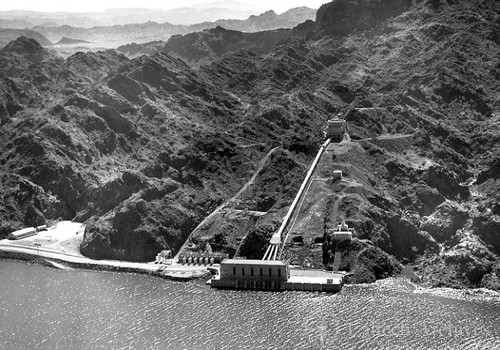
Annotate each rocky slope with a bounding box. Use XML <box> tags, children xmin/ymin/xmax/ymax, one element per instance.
<box><xmin>189</xmin><ymin>8</ymin><xmax>316</xmax><ymax>33</ymax></box>
<box><xmin>1</xmin><ymin>0</ymin><xmax>499</xmax><ymax>289</ymax></box>
<box><xmin>0</xmin><ymin>37</ymin><xmax>252</xmax><ymax>261</ymax></box>
<box><xmin>198</xmin><ymin>0</ymin><xmax>500</xmax><ymax>288</ymax></box>
<box><xmin>55</xmin><ymin>37</ymin><xmax>90</xmax><ymax>45</ymax></box>
<box><xmin>163</xmin><ymin>27</ymin><xmax>295</xmax><ymax>66</ymax></box>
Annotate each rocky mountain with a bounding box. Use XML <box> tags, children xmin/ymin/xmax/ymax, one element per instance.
<box><xmin>30</xmin><ymin>8</ymin><xmax>316</xmax><ymax>50</ymax></box>
<box><xmin>0</xmin><ymin>7</ymin><xmax>316</xmax><ymax>55</ymax></box>
<box><xmin>55</xmin><ymin>37</ymin><xmax>90</xmax><ymax>45</ymax></box>
<box><xmin>189</xmin><ymin>8</ymin><xmax>317</xmax><ymax>33</ymax></box>
<box><xmin>116</xmin><ymin>41</ymin><xmax>166</xmax><ymax>58</ymax></box>
<box><xmin>117</xmin><ymin>13</ymin><xmax>317</xmax><ymax>62</ymax></box>
<box><xmin>0</xmin><ymin>28</ymin><xmax>52</xmax><ymax>48</ymax></box>
<box><xmin>315</xmin><ymin>0</ymin><xmax>413</xmax><ymax>35</ymax></box>
<box><xmin>0</xmin><ymin>19</ymin><xmax>34</xmax><ymax>29</ymax></box>
<box><xmin>31</xmin><ymin>22</ymin><xmax>187</xmax><ymax>49</ymax></box>
<box><xmin>162</xmin><ymin>26</ymin><xmax>295</xmax><ymax>66</ymax></box>
<box><xmin>0</xmin><ymin>5</ymin><xmax>259</xmax><ymax>28</ymax></box>
<box><xmin>1</xmin><ymin>0</ymin><xmax>499</xmax><ymax>290</ymax></box>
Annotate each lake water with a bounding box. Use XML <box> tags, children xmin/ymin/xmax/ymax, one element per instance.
<box><xmin>1</xmin><ymin>259</ymin><xmax>499</xmax><ymax>350</ymax></box>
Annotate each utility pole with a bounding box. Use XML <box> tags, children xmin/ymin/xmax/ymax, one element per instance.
<box><xmin>34</xmin><ymin>243</ymin><xmax>41</xmax><ymax>256</ymax></box>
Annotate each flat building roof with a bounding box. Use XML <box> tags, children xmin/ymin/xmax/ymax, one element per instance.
<box><xmin>220</xmin><ymin>259</ymin><xmax>287</xmax><ymax>266</ymax></box>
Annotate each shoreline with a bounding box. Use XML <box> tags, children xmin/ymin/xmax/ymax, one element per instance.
<box><xmin>0</xmin><ymin>246</ymin><xmax>212</xmax><ymax>281</ymax></box>
<box><xmin>2</xmin><ymin>245</ymin><xmax>499</xmax><ymax>297</ymax></box>
<box><xmin>0</xmin><ymin>248</ymin><xmax>206</xmax><ymax>280</ymax></box>
<box><xmin>0</xmin><ymin>221</ymin><xmax>212</xmax><ymax>281</ymax></box>
<box><xmin>1</xmin><ymin>222</ymin><xmax>497</xmax><ymax>294</ymax></box>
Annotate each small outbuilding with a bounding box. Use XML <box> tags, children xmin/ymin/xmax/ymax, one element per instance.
<box><xmin>155</xmin><ymin>250</ymin><xmax>172</xmax><ymax>264</ymax></box>
<box><xmin>9</xmin><ymin>227</ymin><xmax>37</xmax><ymax>240</ymax></box>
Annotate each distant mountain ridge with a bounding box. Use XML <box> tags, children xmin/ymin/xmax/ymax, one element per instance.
<box><xmin>190</xmin><ymin>8</ymin><xmax>316</xmax><ymax>32</ymax></box>
<box><xmin>0</xmin><ymin>2</ymin><xmax>266</xmax><ymax>28</ymax></box>
<box><xmin>55</xmin><ymin>37</ymin><xmax>90</xmax><ymax>45</ymax></box>
<box><xmin>32</xmin><ymin>8</ymin><xmax>316</xmax><ymax>45</ymax></box>
<box><xmin>0</xmin><ymin>6</ymin><xmax>316</xmax><ymax>52</ymax></box>
<box><xmin>0</xmin><ymin>18</ymin><xmax>34</xmax><ymax>29</ymax></box>
<box><xmin>0</xmin><ymin>28</ymin><xmax>52</xmax><ymax>48</ymax></box>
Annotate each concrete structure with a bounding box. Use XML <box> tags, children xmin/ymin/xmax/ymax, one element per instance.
<box><xmin>329</xmin><ymin>221</ymin><xmax>353</xmax><ymax>241</ymax></box>
<box><xmin>178</xmin><ymin>253</ymin><xmax>226</xmax><ymax>265</ymax></box>
<box><xmin>211</xmin><ymin>259</ymin><xmax>344</xmax><ymax>292</ymax></box>
<box><xmin>155</xmin><ymin>250</ymin><xmax>172</xmax><ymax>264</ymax></box>
<box><xmin>326</xmin><ymin>117</ymin><xmax>347</xmax><ymax>143</ymax></box>
<box><xmin>263</xmin><ymin>139</ymin><xmax>331</xmax><ymax>261</ymax></box>
<box><xmin>285</xmin><ymin>275</ymin><xmax>344</xmax><ymax>292</ymax></box>
<box><xmin>333</xmin><ymin>170</ymin><xmax>342</xmax><ymax>180</ymax></box>
<box><xmin>9</xmin><ymin>227</ymin><xmax>37</xmax><ymax>240</ymax></box>
<box><xmin>212</xmin><ymin>259</ymin><xmax>289</xmax><ymax>290</ymax></box>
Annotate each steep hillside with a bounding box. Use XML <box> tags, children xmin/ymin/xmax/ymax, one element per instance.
<box><xmin>0</xmin><ymin>37</ymin><xmax>253</xmax><ymax>261</ymax></box>
<box><xmin>198</xmin><ymin>0</ymin><xmax>500</xmax><ymax>289</ymax></box>
<box><xmin>163</xmin><ymin>27</ymin><xmax>294</xmax><ymax>66</ymax></box>
<box><xmin>189</xmin><ymin>8</ymin><xmax>316</xmax><ymax>32</ymax></box>
<box><xmin>0</xmin><ymin>0</ymin><xmax>499</xmax><ymax>290</ymax></box>
<box><xmin>117</xmin><ymin>41</ymin><xmax>165</xmax><ymax>58</ymax></box>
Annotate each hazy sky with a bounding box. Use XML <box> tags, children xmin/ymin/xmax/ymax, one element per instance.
<box><xmin>1</xmin><ymin>1</ymin><xmax>329</xmax><ymax>13</ymax></box>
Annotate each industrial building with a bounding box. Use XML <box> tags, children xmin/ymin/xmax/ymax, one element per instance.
<box><xmin>326</xmin><ymin>117</ymin><xmax>347</xmax><ymax>142</ymax></box>
<box><xmin>212</xmin><ymin>259</ymin><xmax>289</xmax><ymax>290</ymax></box>
<box><xmin>329</xmin><ymin>221</ymin><xmax>353</xmax><ymax>241</ymax></box>
<box><xmin>211</xmin><ymin>259</ymin><xmax>344</xmax><ymax>292</ymax></box>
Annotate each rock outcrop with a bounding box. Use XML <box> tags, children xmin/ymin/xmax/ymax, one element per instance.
<box><xmin>1</xmin><ymin>1</ymin><xmax>499</xmax><ymax>291</ymax></box>
<box><xmin>163</xmin><ymin>26</ymin><xmax>294</xmax><ymax>66</ymax></box>
<box><xmin>315</xmin><ymin>0</ymin><xmax>412</xmax><ymax>36</ymax></box>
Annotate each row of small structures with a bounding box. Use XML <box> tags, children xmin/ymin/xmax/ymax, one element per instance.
<box><xmin>177</xmin><ymin>255</ymin><xmax>226</xmax><ymax>266</ymax></box>
<box><xmin>155</xmin><ymin>249</ymin><xmax>228</xmax><ymax>266</ymax></box>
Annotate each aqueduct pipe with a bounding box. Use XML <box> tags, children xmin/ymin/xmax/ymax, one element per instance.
<box><xmin>263</xmin><ymin>138</ymin><xmax>331</xmax><ymax>260</ymax></box>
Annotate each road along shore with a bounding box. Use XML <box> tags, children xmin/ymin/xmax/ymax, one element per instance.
<box><xmin>0</xmin><ymin>221</ymin><xmax>211</xmax><ymax>281</ymax></box>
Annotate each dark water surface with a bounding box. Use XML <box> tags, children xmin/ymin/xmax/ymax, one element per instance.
<box><xmin>1</xmin><ymin>259</ymin><xmax>499</xmax><ymax>350</ymax></box>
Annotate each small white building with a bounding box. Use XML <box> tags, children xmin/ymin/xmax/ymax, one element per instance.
<box><xmin>9</xmin><ymin>227</ymin><xmax>37</xmax><ymax>240</ymax></box>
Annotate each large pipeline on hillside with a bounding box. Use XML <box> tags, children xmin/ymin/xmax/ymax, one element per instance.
<box><xmin>263</xmin><ymin>139</ymin><xmax>331</xmax><ymax>260</ymax></box>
